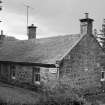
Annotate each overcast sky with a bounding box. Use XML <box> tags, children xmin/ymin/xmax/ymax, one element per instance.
<box><xmin>0</xmin><ymin>0</ymin><xmax>105</xmax><ymax>39</ymax></box>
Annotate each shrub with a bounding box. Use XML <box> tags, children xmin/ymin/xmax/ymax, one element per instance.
<box><xmin>36</xmin><ymin>82</ymin><xmax>90</xmax><ymax>105</ymax></box>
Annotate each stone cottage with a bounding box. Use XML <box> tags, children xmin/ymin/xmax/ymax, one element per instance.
<box><xmin>0</xmin><ymin>13</ymin><xmax>105</xmax><ymax>92</ymax></box>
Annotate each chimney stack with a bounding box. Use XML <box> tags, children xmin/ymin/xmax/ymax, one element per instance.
<box><xmin>80</xmin><ymin>13</ymin><xmax>94</xmax><ymax>35</ymax></box>
<box><xmin>28</xmin><ymin>24</ymin><xmax>37</xmax><ymax>40</ymax></box>
<box><xmin>0</xmin><ymin>30</ymin><xmax>5</xmax><ymax>41</ymax></box>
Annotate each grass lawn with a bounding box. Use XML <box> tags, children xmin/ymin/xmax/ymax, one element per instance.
<box><xmin>0</xmin><ymin>82</ymin><xmax>40</xmax><ymax>104</ymax></box>
<box><xmin>1</xmin><ymin>81</ymin><xmax>105</xmax><ymax>105</ymax></box>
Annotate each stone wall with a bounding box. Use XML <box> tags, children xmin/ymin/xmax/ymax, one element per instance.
<box><xmin>0</xmin><ymin>63</ymin><xmax>58</xmax><ymax>88</ymax></box>
<box><xmin>0</xmin><ymin>63</ymin><xmax>11</xmax><ymax>80</ymax></box>
<box><xmin>14</xmin><ymin>65</ymin><xmax>33</xmax><ymax>83</ymax></box>
<box><xmin>60</xmin><ymin>34</ymin><xmax>104</xmax><ymax>94</ymax></box>
<box><xmin>40</xmin><ymin>67</ymin><xmax>58</xmax><ymax>89</ymax></box>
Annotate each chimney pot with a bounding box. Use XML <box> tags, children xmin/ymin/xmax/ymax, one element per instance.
<box><xmin>32</xmin><ymin>24</ymin><xmax>34</xmax><ymax>26</ymax></box>
<box><xmin>85</xmin><ymin>13</ymin><xmax>89</xmax><ymax>19</ymax></box>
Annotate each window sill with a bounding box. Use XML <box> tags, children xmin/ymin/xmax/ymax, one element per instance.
<box><xmin>101</xmin><ymin>79</ymin><xmax>105</xmax><ymax>81</ymax></box>
<box><xmin>12</xmin><ymin>76</ymin><xmax>16</xmax><ymax>80</ymax></box>
<box><xmin>35</xmin><ymin>81</ymin><xmax>40</xmax><ymax>85</ymax></box>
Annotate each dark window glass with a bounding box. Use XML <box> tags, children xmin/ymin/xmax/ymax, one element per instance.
<box><xmin>35</xmin><ymin>74</ymin><xmax>40</xmax><ymax>81</ymax></box>
<box><xmin>10</xmin><ymin>65</ymin><xmax>16</xmax><ymax>77</ymax></box>
<box><xmin>33</xmin><ymin>67</ymin><xmax>40</xmax><ymax>81</ymax></box>
<box><xmin>102</xmin><ymin>71</ymin><xmax>105</xmax><ymax>79</ymax></box>
<box><xmin>35</xmin><ymin>67</ymin><xmax>40</xmax><ymax>73</ymax></box>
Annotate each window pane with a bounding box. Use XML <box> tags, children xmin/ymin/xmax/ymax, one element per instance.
<box><xmin>35</xmin><ymin>67</ymin><xmax>40</xmax><ymax>73</ymax></box>
<box><xmin>33</xmin><ymin>67</ymin><xmax>40</xmax><ymax>82</ymax></box>
<box><xmin>102</xmin><ymin>71</ymin><xmax>105</xmax><ymax>79</ymax></box>
<box><xmin>36</xmin><ymin>74</ymin><xmax>40</xmax><ymax>81</ymax></box>
<box><xmin>10</xmin><ymin>65</ymin><xmax>16</xmax><ymax>77</ymax></box>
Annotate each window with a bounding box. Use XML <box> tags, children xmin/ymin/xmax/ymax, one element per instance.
<box><xmin>10</xmin><ymin>65</ymin><xmax>16</xmax><ymax>79</ymax></box>
<box><xmin>101</xmin><ymin>71</ymin><xmax>105</xmax><ymax>81</ymax></box>
<box><xmin>33</xmin><ymin>67</ymin><xmax>40</xmax><ymax>82</ymax></box>
<box><xmin>35</xmin><ymin>73</ymin><xmax>40</xmax><ymax>81</ymax></box>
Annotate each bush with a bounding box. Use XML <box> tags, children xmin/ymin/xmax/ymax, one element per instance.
<box><xmin>36</xmin><ymin>82</ymin><xmax>90</xmax><ymax>105</ymax></box>
<box><xmin>36</xmin><ymin>92</ymin><xmax>87</xmax><ymax>105</ymax></box>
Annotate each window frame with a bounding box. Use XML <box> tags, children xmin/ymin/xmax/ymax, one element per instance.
<box><xmin>101</xmin><ymin>71</ymin><xmax>105</xmax><ymax>81</ymax></box>
<box><xmin>33</xmin><ymin>67</ymin><xmax>40</xmax><ymax>82</ymax></box>
<box><xmin>10</xmin><ymin>64</ymin><xmax>16</xmax><ymax>79</ymax></box>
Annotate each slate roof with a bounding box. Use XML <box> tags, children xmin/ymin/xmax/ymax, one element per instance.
<box><xmin>0</xmin><ymin>34</ymin><xmax>82</xmax><ymax>64</ymax></box>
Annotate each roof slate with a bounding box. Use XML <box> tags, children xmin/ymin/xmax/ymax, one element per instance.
<box><xmin>0</xmin><ymin>34</ymin><xmax>82</xmax><ymax>64</ymax></box>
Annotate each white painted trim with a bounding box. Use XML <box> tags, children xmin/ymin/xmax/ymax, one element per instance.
<box><xmin>101</xmin><ymin>78</ymin><xmax>105</xmax><ymax>81</ymax></box>
<box><xmin>12</xmin><ymin>76</ymin><xmax>16</xmax><ymax>80</ymax></box>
